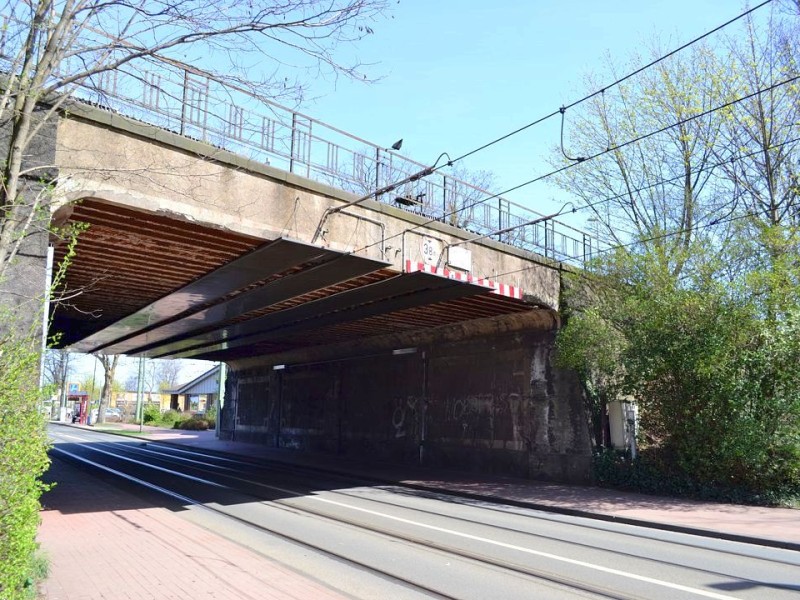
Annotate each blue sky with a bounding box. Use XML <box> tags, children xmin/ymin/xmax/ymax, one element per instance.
<box><xmin>69</xmin><ymin>1</ymin><xmax>764</xmax><ymax>383</ymax></box>
<box><xmin>303</xmin><ymin>0</ymin><xmax>755</xmax><ymax>222</ymax></box>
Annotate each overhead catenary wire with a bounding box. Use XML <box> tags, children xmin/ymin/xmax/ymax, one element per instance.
<box><xmin>441</xmin><ymin>0</ymin><xmax>774</xmax><ymax>169</ymax></box>
<box><xmin>572</xmin><ymin>133</ymin><xmax>800</xmax><ymax>226</ymax></box>
<box><xmin>345</xmin><ymin>0</ymin><xmax>776</xmax><ymax>215</ymax></box>
<box><xmin>316</xmin><ymin>0</ymin><xmax>777</xmax><ymax>255</ymax></box>
<box><xmin>349</xmin><ymin>71</ymin><xmax>800</xmax><ymax>259</ymax></box>
<box><xmin>488</xmin><ymin>208</ymin><xmax>787</xmax><ymax>282</ymax></box>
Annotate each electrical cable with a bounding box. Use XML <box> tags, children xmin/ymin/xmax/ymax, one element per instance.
<box><xmin>576</xmin><ymin>134</ymin><xmax>800</xmax><ymax>219</ymax></box>
<box><xmin>352</xmin><ymin>0</ymin><xmax>780</xmax><ymax>255</ymax></box>
<box><xmin>349</xmin><ymin>71</ymin><xmax>800</xmax><ymax>259</ymax></box>
<box><xmin>489</xmin><ymin>208</ymin><xmax>789</xmax><ymax>281</ymax></box>
<box><xmin>439</xmin><ymin>0</ymin><xmax>774</xmax><ymax>169</ymax></box>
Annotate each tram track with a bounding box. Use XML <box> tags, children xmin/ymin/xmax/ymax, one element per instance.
<box><xmin>48</xmin><ymin>428</ymin><xmax>800</xmax><ymax>600</ymax></box>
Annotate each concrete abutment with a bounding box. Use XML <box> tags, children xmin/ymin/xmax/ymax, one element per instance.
<box><xmin>223</xmin><ymin>310</ymin><xmax>592</xmax><ymax>483</ymax></box>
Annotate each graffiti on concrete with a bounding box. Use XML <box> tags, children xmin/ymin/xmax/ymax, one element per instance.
<box><xmin>391</xmin><ymin>395</ymin><xmax>420</xmax><ymax>439</ymax></box>
<box><xmin>442</xmin><ymin>392</ymin><xmax>531</xmax><ymax>450</ymax></box>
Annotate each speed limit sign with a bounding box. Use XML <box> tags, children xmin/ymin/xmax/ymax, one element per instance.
<box><xmin>421</xmin><ymin>237</ymin><xmax>440</xmax><ymax>266</ymax></box>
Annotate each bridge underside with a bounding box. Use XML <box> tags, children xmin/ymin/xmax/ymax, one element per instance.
<box><xmin>54</xmin><ymin>199</ymin><xmax>534</xmax><ymax>361</ymax></box>
<box><xmin>50</xmin><ymin>198</ymin><xmax>593</xmax><ymax>484</ymax></box>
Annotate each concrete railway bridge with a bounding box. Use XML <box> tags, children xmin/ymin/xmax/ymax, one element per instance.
<box><xmin>21</xmin><ymin>79</ymin><xmax>603</xmax><ymax>483</ymax></box>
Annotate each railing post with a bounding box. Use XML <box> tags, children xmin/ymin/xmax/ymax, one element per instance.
<box><xmin>304</xmin><ymin>119</ymin><xmax>312</xmax><ymax>178</ymax></box>
<box><xmin>497</xmin><ymin>199</ymin><xmax>502</xmax><ymax>241</ymax></box>
<box><xmin>544</xmin><ymin>223</ymin><xmax>551</xmax><ymax>258</ymax></box>
<box><xmin>290</xmin><ymin>112</ymin><xmax>297</xmax><ymax>173</ymax></box>
<box><xmin>375</xmin><ymin>147</ymin><xmax>381</xmax><ymax>193</ymax></box>
<box><xmin>442</xmin><ymin>176</ymin><xmax>447</xmax><ymax>222</ymax></box>
<box><xmin>180</xmin><ymin>69</ymin><xmax>189</xmax><ymax>136</ymax></box>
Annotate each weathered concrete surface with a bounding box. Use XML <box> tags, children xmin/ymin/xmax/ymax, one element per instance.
<box><xmin>0</xmin><ymin>108</ymin><xmax>57</xmax><ymax>339</ymax></box>
<box><xmin>52</xmin><ymin>106</ymin><xmax>560</xmax><ymax>309</ymax></box>
<box><xmin>224</xmin><ymin>311</ymin><xmax>592</xmax><ymax>483</ymax></box>
<box><xmin>43</xmin><ymin>104</ymin><xmax>590</xmax><ymax>482</ymax></box>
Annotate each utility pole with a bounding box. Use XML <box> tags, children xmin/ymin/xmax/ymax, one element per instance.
<box><xmin>136</xmin><ymin>356</ymin><xmax>145</xmax><ymax>432</ymax></box>
<box><xmin>59</xmin><ymin>352</ymin><xmax>70</xmax><ymax>421</ymax></box>
<box><xmin>215</xmin><ymin>362</ymin><xmax>226</xmax><ymax>438</ymax></box>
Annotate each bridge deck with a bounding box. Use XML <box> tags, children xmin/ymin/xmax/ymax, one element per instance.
<box><xmin>57</xmin><ymin>199</ymin><xmax>534</xmax><ymax>361</ymax></box>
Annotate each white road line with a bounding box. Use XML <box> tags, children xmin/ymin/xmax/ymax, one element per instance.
<box><xmin>72</xmin><ymin>444</ymin><xmax>230</xmax><ymax>488</ymax></box>
<box><xmin>52</xmin><ymin>447</ymin><xmax>199</xmax><ymax>505</ymax></box>
<box><xmin>311</xmin><ymin>496</ymin><xmax>740</xmax><ymax>600</ymax></box>
<box><xmin>106</xmin><ymin>444</ymin><xmax>241</xmax><ymax>473</ymax></box>
<box><xmin>122</xmin><ymin>445</ymin><xmax>302</xmax><ymax>496</ymax></box>
<box><xmin>54</xmin><ymin>434</ymin><xmax>302</xmax><ymax>497</ymax></box>
<box><xmin>52</xmin><ymin>433</ymin><xmax>90</xmax><ymax>441</ymax></box>
<box><xmin>146</xmin><ymin>442</ymin><xmax>249</xmax><ymax>465</ymax></box>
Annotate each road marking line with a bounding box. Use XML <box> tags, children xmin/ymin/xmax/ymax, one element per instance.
<box><xmin>75</xmin><ymin>444</ymin><xmax>230</xmax><ymax>488</ymax></box>
<box><xmin>52</xmin><ymin>447</ymin><xmax>199</xmax><ymax>505</ymax></box>
<box><xmin>311</xmin><ymin>496</ymin><xmax>739</xmax><ymax>600</ymax></box>
<box><xmin>112</xmin><ymin>444</ymin><xmax>241</xmax><ymax>473</ymax></box>
<box><xmin>147</xmin><ymin>443</ymin><xmax>248</xmax><ymax>465</ymax></box>
<box><xmin>125</xmin><ymin>445</ymin><xmax>302</xmax><ymax>496</ymax></box>
<box><xmin>54</xmin><ymin>433</ymin><xmax>89</xmax><ymax>441</ymax></box>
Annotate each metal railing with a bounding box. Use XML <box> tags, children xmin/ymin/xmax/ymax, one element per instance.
<box><xmin>1</xmin><ymin>31</ymin><xmax>602</xmax><ymax>265</ymax></box>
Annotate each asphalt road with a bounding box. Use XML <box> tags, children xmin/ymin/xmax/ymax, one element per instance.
<box><xmin>48</xmin><ymin>425</ymin><xmax>800</xmax><ymax>600</ymax></box>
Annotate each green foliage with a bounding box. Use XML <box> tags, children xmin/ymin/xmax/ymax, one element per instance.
<box><xmin>560</xmin><ymin>226</ymin><xmax>800</xmax><ymax>503</ymax></box>
<box><xmin>158</xmin><ymin>409</ymin><xmax>182</xmax><ymax>427</ymax></box>
<box><xmin>592</xmin><ymin>449</ymin><xmax>800</xmax><ymax>506</ymax></box>
<box><xmin>142</xmin><ymin>403</ymin><xmax>161</xmax><ymax>424</ymax></box>
<box><xmin>0</xmin><ymin>225</ymin><xmax>82</xmax><ymax>597</ymax></box>
<box><xmin>0</xmin><ymin>316</ymin><xmax>51</xmax><ymax>599</ymax></box>
<box><xmin>204</xmin><ymin>405</ymin><xmax>217</xmax><ymax>430</ymax></box>
<box><xmin>20</xmin><ymin>551</ymin><xmax>49</xmax><ymax>600</ymax></box>
<box><xmin>175</xmin><ymin>417</ymin><xmax>209</xmax><ymax>431</ymax></box>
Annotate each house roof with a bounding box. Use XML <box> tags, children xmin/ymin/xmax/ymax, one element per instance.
<box><xmin>167</xmin><ymin>365</ymin><xmax>221</xmax><ymax>395</ymax></box>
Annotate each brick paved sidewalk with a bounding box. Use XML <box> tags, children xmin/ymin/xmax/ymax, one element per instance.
<box><xmin>37</xmin><ymin>459</ymin><xmax>348</xmax><ymax>600</ymax></box>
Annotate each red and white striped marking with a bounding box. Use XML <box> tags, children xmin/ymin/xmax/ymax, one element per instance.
<box><xmin>405</xmin><ymin>261</ymin><xmax>523</xmax><ymax>300</ymax></box>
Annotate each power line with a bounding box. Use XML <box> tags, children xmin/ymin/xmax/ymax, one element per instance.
<box><xmin>442</xmin><ymin>0</ymin><xmax>774</xmax><ymax>169</ymax></box>
<box><xmin>465</xmin><ymin>72</ymin><xmax>800</xmax><ymax>219</ymax></box>
<box><xmin>489</xmin><ymin>208</ymin><xmax>786</xmax><ymax>282</ymax></box>
<box><xmin>577</xmin><ymin>134</ymin><xmax>800</xmax><ymax>221</ymax></box>
<box><xmin>318</xmin><ymin>0</ymin><xmax>777</xmax><ymax>261</ymax></box>
<box><xmin>350</xmin><ymin>71</ymin><xmax>800</xmax><ymax>259</ymax></box>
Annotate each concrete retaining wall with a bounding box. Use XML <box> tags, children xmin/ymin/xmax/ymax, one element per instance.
<box><xmin>222</xmin><ymin>312</ymin><xmax>592</xmax><ymax>483</ymax></box>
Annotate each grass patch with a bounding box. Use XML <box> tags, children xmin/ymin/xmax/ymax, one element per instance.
<box><xmin>23</xmin><ymin>551</ymin><xmax>48</xmax><ymax>599</ymax></box>
<box><xmin>90</xmin><ymin>423</ymin><xmax>125</xmax><ymax>431</ymax></box>
<box><xmin>102</xmin><ymin>430</ymin><xmax>151</xmax><ymax>438</ymax></box>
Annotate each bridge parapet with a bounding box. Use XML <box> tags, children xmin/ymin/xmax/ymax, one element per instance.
<box><xmin>31</xmin><ymin>47</ymin><xmax>601</xmax><ymax>266</ymax></box>
<box><xmin>54</xmin><ymin>105</ymin><xmax>561</xmax><ymax>310</ymax></box>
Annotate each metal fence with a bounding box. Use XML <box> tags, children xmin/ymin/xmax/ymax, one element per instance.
<box><xmin>1</xmin><ymin>30</ymin><xmax>602</xmax><ymax>265</ymax></box>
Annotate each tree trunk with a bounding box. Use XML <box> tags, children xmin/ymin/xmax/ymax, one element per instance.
<box><xmin>96</xmin><ymin>354</ymin><xmax>119</xmax><ymax>425</ymax></box>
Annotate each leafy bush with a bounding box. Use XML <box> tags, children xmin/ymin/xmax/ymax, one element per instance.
<box><xmin>158</xmin><ymin>409</ymin><xmax>182</xmax><ymax>427</ymax></box>
<box><xmin>560</xmin><ymin>235</ymin><xmax>800</xmax><ymax>504</ymax></box>
<box><xmin>592</xmin><ymin>448</ymin><xmax>800</xmax><ymax>506</ymax></box>
<box><xmin>142</xmin><ymin>403</ymin><xmax>161</xmax><ymax>424</ymax></box>
<box><xmin>204</xmin><ymin>405</ymin><xmax>217</xmax><ymax>430</ymax></box>
<box><xmin>172</xmin><ymin>415</ymin><xmax>209</xmax><ymax>431</ymax></box>
<box><xmin>0</xmin><ymin>319</ymin><xmax>51</xmax><ymax>599</ymax></box>
<box><xmin>177</xmin><ymin>417</ymin><xmax>209</xmax><ymax>431</ymax></box>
